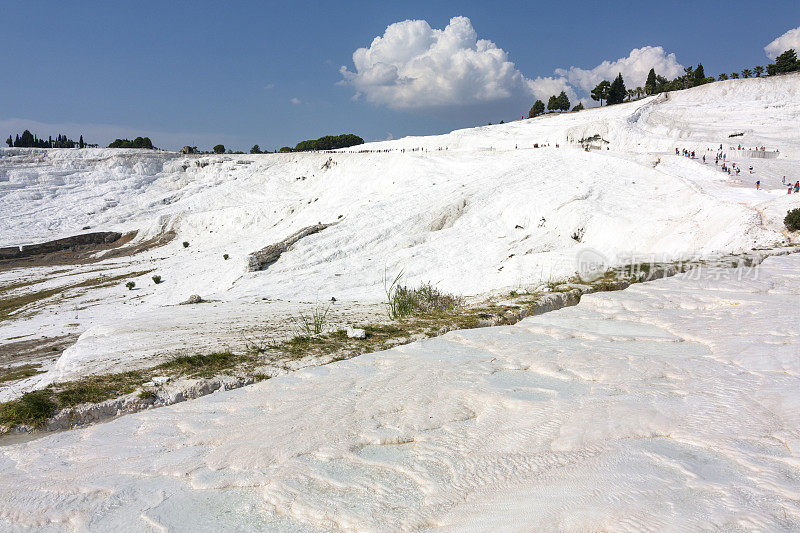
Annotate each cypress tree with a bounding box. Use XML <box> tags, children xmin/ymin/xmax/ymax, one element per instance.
<box><xmin>20</xmin><ymin>130</ymin><xmax>34</xmax><ymax>147</ymax></box>
<box><xmin>645</xmin><ymin>68</ymin><xmax>657</xmax><ymax>94</ymax></box>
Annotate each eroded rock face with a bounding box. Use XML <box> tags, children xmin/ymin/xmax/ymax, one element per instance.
<box><xmin>0</xmin><ymin>232</ymin><xmax>122</xmax><ymax>260</ymax></box>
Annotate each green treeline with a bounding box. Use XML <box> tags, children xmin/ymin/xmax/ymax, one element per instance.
<box><xmin>526</xmin><ymin>48</ymin><xmax>800</xmax><ymax>118</ymax></box>
<box><xmin>6</xmin><ymin>130</ymin><xmax>91</xmax><ymax>148</ymax></box>
<box><xmin>108</xmin><ymin>137</ymin><xmax>153</xmax><ymax>150</ymax></box>
<box><xmin>108</xmin><ymin>137</ymin><xmax>154</xmax><ymax>149</ymax></box>
<box><xmin>292</xmin><ymin>134</ymin><xmax>364</xmax><ymax>152</ymax></box>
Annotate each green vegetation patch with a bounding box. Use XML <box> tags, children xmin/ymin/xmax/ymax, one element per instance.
<box><xmin>785</xmin><ymin>208</ymin><xmax>800</xmax><ymax>232</ymax></box>
<box><xmin>0</xmin><ymin>390</ymin><xmax>57</xmax><ymax>428</ymax></box>
<box><xmin>155</xmin><ymin>351</ymin><xmax>256</xmax><ymax>378</ymax></box>
<box><xmin>0</xmin><ymin>364</ymin><xmax>46</xmax><ymax>384</ymax></box>
<box><xmin>54</xmin><ymin>371</ymin><xmax>144</xmax><ymax>407</ymax></box>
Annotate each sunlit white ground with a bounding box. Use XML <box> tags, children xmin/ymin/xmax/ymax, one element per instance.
<box><xmin>1</xmin><ymin>253</ymin><xmax>798</xmax><ymax>531</ymax></box>
<box><xmin>1</xmin><ymin>74</ymin><xmax>799</xmax><ymax>397</ymax></box>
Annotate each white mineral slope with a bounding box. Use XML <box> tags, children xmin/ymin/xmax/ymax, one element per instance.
<box><xmin>357</xmin><ymin>72</ymin><xmax>800</xmax><ymax>157</ymax></box>
<box><xmin>0</xmin><ymin>74</ymin><xmax>799</xmax><ymax>389</ymax></box>
<box><xmin>1</xmin><ymin>253</ymin><xmax>799</xmax><ymax>531</ymax></box>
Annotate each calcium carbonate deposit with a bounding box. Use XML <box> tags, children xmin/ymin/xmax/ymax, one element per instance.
<box><xmin>0</xmin><ymin>73</ymin><xmax>799</xmax><ymax>530</ymax></box>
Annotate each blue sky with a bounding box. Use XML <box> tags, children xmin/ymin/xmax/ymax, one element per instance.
<box><xmin>2</xmin><ymin>1</ymin><xmax>798</xmax><ymax>150</ymax></box>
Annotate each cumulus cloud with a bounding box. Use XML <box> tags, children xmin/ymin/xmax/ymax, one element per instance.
<box><xmin>526</xmin><ymin>76</ymin><xmax>577</xmax><ymax>103</ymax></box>
<box><xmin>555</xmin><ymin>46</ymin><xmax>684</xmax><ymax>92</ymax></box>
<box><xmin>341</xmin><ymin>16</ymin><xmax>686</xmax><ymax>111</ymax></box>
<box><xmin>339</xmin><ymin>16</ymin><xmax>530</xmax><ymax>109</ymax></box>
<box><xmin>289</xmin><ymin>97</ymin><xmax>301</xmax><ymax>105</ymax></box>
<box><xmin>764</xmin><ymin>25</ymin><xmax>800</xmax><ymax>59</ymax></box>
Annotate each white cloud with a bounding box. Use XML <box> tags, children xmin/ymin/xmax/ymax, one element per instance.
<box><xmin>555</xmin><ymin>46</ymin><xmax>684</xmax><ymax>92</ymax></box>
<box><xmin>264</xmin><ymin>83</ymin><xmax>275</xmax><ymax>90</ymax></box>
<box><xmin>290</xmin><ymin>97</ymin><xmax>301</xmax><ymax>105</ymax></box>
<box><xmin>340</xmin><ymin>16</ymin><xmax>530</xmax><ymax>109</ymax></box>
<box><xmin>526</xmin><ymin>76</ymin><xmax>577</xmax><ymax>103</ymax></box>
<box><xmin>341</xmin><ymin>17</ymin><xmax>686</xmax><ymax>112</ymax></box>
<box><xmin>764</xmin><ymin>26</ymin><xmax>800</xmax><ymax>60</ymax></box>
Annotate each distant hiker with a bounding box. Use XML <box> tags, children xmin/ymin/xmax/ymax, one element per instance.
<box><xmin>749</xmin><ymin>165</ymin><xmax>753</xmax><ymax>174</ymax></box>
<box><xmin>702</xmin><ymin>155</ymin><xmax>706</xmax><ymax>163</ymax></box>
<box><xmin>789</xmin><ymin>185</ymin><xmax>793</xmax><ymax>194</ymax></box>
<box><xmin>795</xmin><ymin>181</ymin><xmax>799</xmax><ymax>193</ymax></box>
<box><xmin>675</xmin><ymin>148</ymin><xmax>679</xmax><ymax>155</ymax></box>
<box><xmin>756</xmin><ymin>180</ymin><xmax>760</xmax><ymax>190</ymax></box>
<box><xmin>782</xmin><ymin>176</ymin><xmax>786</xmax><ymax>184</ymax></box>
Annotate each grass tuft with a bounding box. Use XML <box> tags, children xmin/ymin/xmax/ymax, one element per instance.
<box><xmin>295</xmin><ymin>304</ymin><xmax>330</xmax><ymax>336</ymax></box>
<box><xmin>0</xmin><ymin>390</ymin><xmax>58</xmax><ymax>428</ymax></box>
<box><xmin>385</xmin><ymin>270</ymin><xmax>463</xmax><ymax>319</ymax></box>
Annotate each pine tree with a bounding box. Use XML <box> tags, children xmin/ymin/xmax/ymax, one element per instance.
<box><xmin>547</xmin><ymin>95</ymin><xmax>559</xmax><ymax>112</ymax></box>
<box><xmin>753</xmin><ymin>65</ymin><xmax>764</xmax><ymax>77</ymax></box>
<box><xmin>693</xmin><ymin>64</ymin><xmax>706</xmax><ymax>86</ymax></box>
<box><xmin>718</xmin><ymin>73</ymin><xmax>728</xmax><ymax>81</ymax></box>
<box><xmin>590</xmin><ymin>80</ymin><xmax>611</xmax><ymax>106</ymax></box>
<box><xmin>557</xmin><ymin>91</ymin><xmax>570</xmax><ymax>111</ymax></box>
<box><xmin>14</xmin><ymin>134</ymin><xmax>19</xmax><ymax>147</ymax></box>
<box><xmin>731</xmin><ymin>72</ymin><xmax>739</xmax><ymax>79</ymax></box>
<box><xmin>607</xmin><ymin>73</ymin><xmax>626</xmax><ymax>105</ymax></box>
<box><xmin>79</xmin><ymin>135</ymin><xmax>84</xmax><ymax>149</ymax></box>
<box><xmin>645</xmin><ymin>68</ymin><xmax>657</xmax><ymax>94</ymax></box>
<box><xmin>5</xmin><ymin>135</ymin><xmax>11</xmax><ymax>147</ymax></box>
<box><xmin>528</xmin><ymin>99</ymin><xmax>545</xmax><ymax>118</ymax></box>
<box><xmin>571</xmin><ymin>102</ymin><xmax>584</xmax><ymax>112</ymax></box>
<box><xmin>774</xmin><ymin>49</ymin><xmax>799</xmax><ymax>73</ymax></box>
